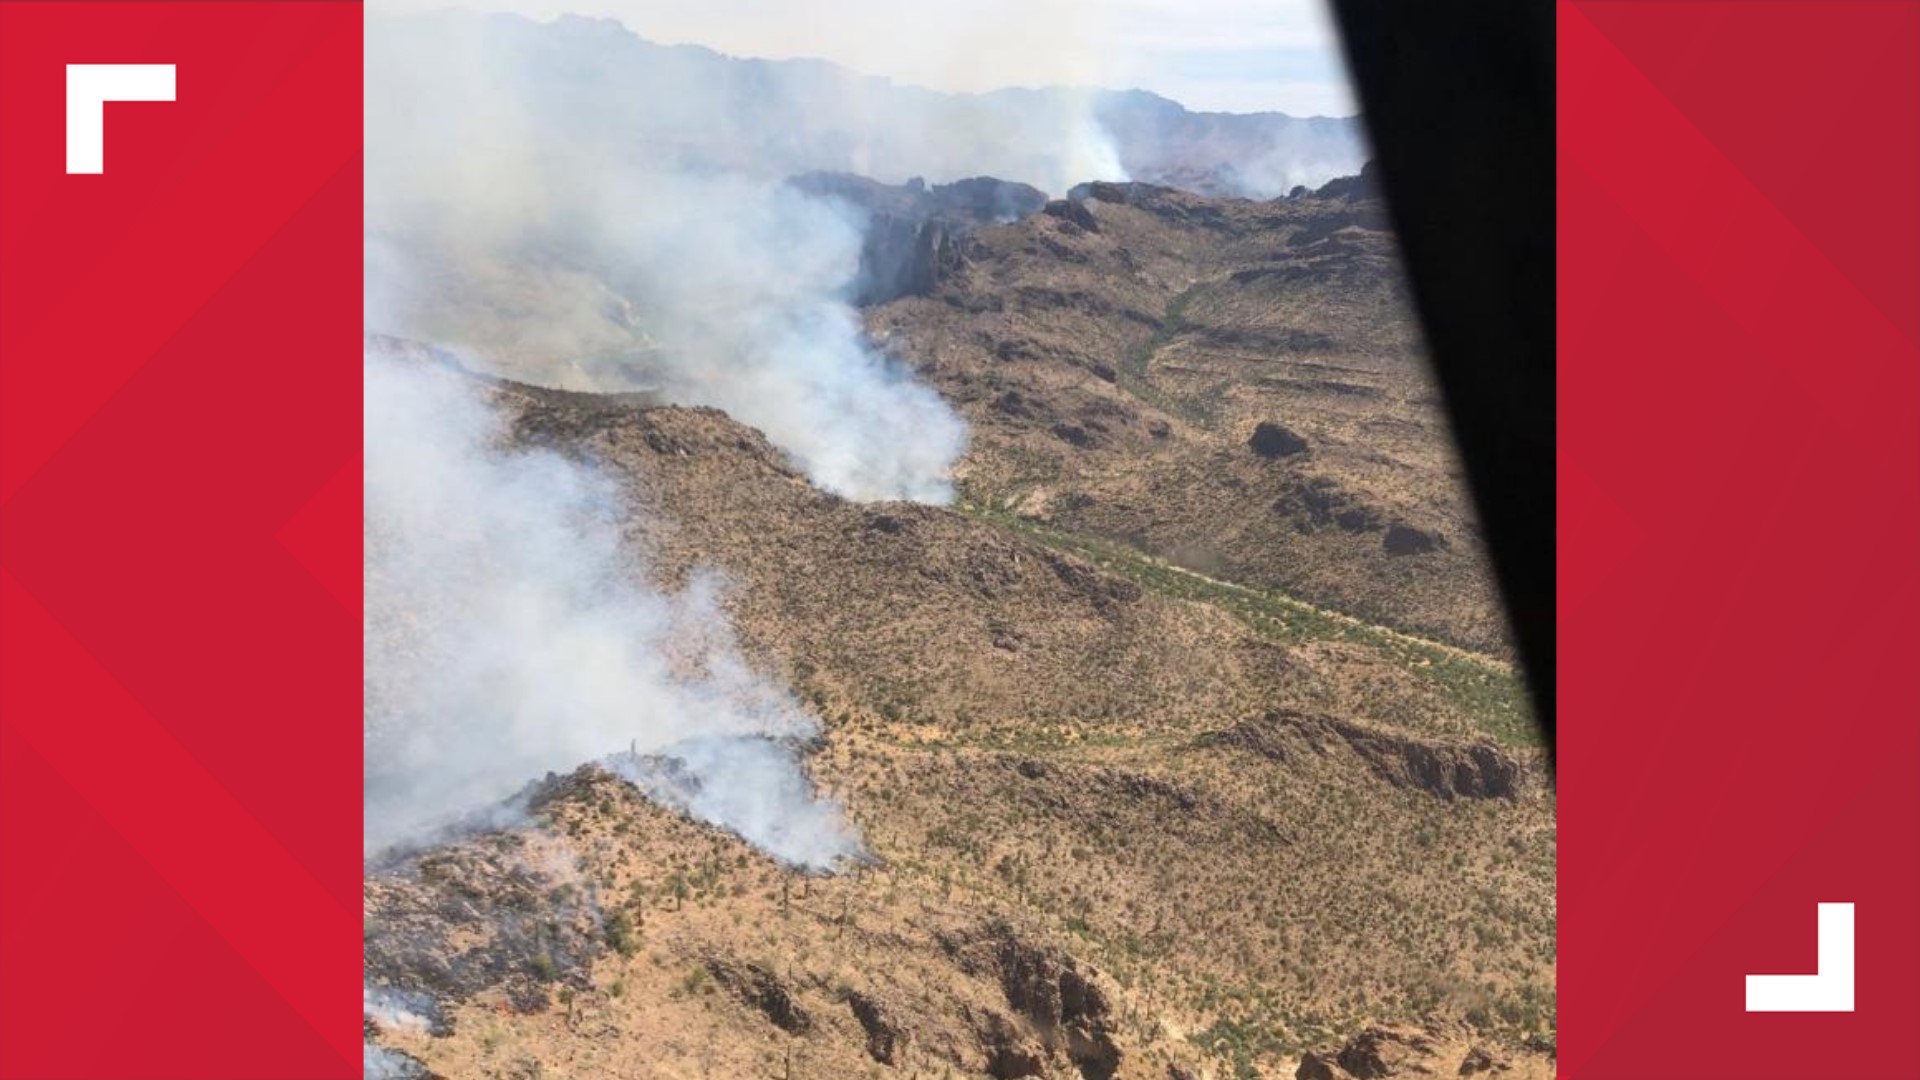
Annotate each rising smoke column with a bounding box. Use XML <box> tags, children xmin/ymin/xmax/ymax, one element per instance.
<box><xmin>364</xmin><ymin>15</ymin><xmax>969</xmax><ymax>504</ymax></box>
<box><xmin>363</xmin><ymin>349</ymin><xmax>862</xmax><ymax>869</ymax></box>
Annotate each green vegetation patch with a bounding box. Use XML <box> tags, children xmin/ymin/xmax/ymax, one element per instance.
<box><xmin>960</xmin><ymin>502</ymin><xmax>1537</xmax><ymax>746</ymax></box>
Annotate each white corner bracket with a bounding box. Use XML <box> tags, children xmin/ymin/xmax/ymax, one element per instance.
<box><xmin>66</xmin><ymin>64</ymin><xmax>175</xmax><ymax>174</ymax></box>
<box><xmin>1745</xmin><ymin>902</ymin><xmax>1854</xmax><ymax>1012</ymax></box>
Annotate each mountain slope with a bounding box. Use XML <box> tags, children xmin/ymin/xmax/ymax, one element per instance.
<box><xmin>364</xmin><ymin>366</ymin><xmax>1553</xmax><ymax>1080</ymax></box>
<box><xmin>867</xmin><ymin>175</ymin><xmax>1508</xmax><ymax>654</ymax></box>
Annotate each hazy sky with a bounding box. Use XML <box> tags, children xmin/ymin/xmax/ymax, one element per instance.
<box><xmin>365</xmin><ymin>0</ymin><xmax>1360</xmax><ymax>117</ymax></box>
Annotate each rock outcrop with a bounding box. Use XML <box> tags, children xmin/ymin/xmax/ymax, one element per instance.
<box><xmin>705</xmin><ymin>958</ymin><xmax>811</xmax><ymax>1033</ymax></box>
<box><xmin>1384</xmin><ymin>522</ymin><xmax>1448</xmax><ymax>556</ymax></box>
<box><xmin>787</xmin><ymin>171</ymin><xmax>1047</xmax><ymax>303</ymax></box>
<box><xmin>1250</xmin><ymin>420</ymin><xmax>1311</xmax><ymax>459</ymax></box>
<box><xmin>1203</xmin><ymin>711</ymin><xmax>1522</xmax><ymax>800</ymax></box>
<box><xmin>941</xmin><ymin>922</ymin><xmax>1124</xmax><ymax>1080</ymax></box>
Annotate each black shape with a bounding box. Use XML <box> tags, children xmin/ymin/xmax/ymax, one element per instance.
<box><xmin>1248</xmin><ymin>421</ymin><xmax>1310</xmax><ymax>459</ymax></box>
<box><xmin>1327</xmin><ymin>0</ymin><xmax>1556</xmax><ymax>765</ymax></box>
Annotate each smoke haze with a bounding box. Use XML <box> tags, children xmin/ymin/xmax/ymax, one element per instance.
<box><xmin>359</xmin><ymin>0</ymin><xmax>1363</xmax><ymax>874</ymax></box>
<box><xmin>364</xmin><ymin>11</ymin><xmax>1361</xmax><ymax>500</ymax></box>
<box><xmin>366</xmin><ymin>14</ymin><xmax>972</xmax><ymax>503</ymax></box>
<box><xmin>363</xmin><ymin>351</ymin><xmax>861</xmax><ymax>868</ymax></box>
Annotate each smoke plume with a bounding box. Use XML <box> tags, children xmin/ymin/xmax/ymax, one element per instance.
<box><xmin>359</xmin><ymin>0</ymin><xmax>1362</xmax><ymax>871</ymax></box>
<box><xmin>365</xmin><ymin>14</ymin><xmax>969</xmax><ymax>503</ymax></box>
<box><xmin>363</xmin><ymin>350</ymin><xmax>862</xmax><ymax>869</ymax></box>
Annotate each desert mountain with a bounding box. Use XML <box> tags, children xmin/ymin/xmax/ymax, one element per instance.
<box><xmin>366</xmin><ymin>11</ymin><xmax>1364</xmax><ymax>199</ymax></box>
<box><xmin>860</xmin><ymin>170</ymin><xmax>1509</xmax><ymax>656</ymax></box>
<box><xmin>365</xmin><ymin>314</ymin><xmax>1552</xmax><ymax>1079</ymax></box>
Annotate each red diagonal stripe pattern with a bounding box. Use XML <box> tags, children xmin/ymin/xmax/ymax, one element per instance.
<box><xmin>1560</xmin><ymin>2</ymin><xmax>1920</xmax><ymax>1078</ymax></box>
<box><xmin>0</xmin><ymin>4</ymin><xmax>362</xmax><ymax>1077</ymax></box>
<box><xmin>1</xmin><ymin>572</ymin><xmax>357</xmax><ymax>1071</ymax></box>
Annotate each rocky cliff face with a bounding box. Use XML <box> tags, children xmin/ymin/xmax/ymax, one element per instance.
<box><xmin>788</xmin><ymin>172</ymin><xmax>1049</xmax><ymax>304</ymax></box>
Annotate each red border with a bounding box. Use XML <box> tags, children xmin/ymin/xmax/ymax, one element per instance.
<box><xmin>2</xmin><ymin>1</ymin><xmax>1916</xmax><ymax>1076</ymax></box>
<box><xmin>0</xmin><ymin>4</ymin><xmax>362</xmax><ymax>1076</ymax></box>
<box><xmin>1560</xmin><ymin>2</ymin><xmax>1920</xmax><ymax>1077</ymax></box>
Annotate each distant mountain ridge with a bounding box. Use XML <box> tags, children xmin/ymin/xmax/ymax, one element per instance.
<box><xmin>366</xmin><ymin>11</ymin><xmax>1366</xmax><ymax>198</ymax></box>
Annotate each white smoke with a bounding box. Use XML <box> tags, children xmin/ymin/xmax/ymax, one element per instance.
<box><xmin>363</xmin><ymin>1045</ymin><xmax>424</xmax><ymax>1080</ymax></box>
<box><xmin>364</xmin><ymin>15</ymin><xmax>968</xmax><ymax>503</ymax></box>
<box><xmin>363</xmin><ymin>350</ymin><xmax>862</xmax><ymax>868</ymax></box>
<box><xmin>1042</xmin><ymin>89</ymin><xmax>1131</xmax><ymax>192</ymax></box>
<box><xmin>1218</xmin><ymin>125</ymin><xmax>1368</xmax><ymax>198</ymax></box>
<box><xmin>362</xmin><ymin>987</ymin><xmax>436</xmax><ymax>1036</ymax></box>
<box><xmin>606</xmin><ymin>736</ymin><xmax>862</xmax><ymax>872</ymax></box>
